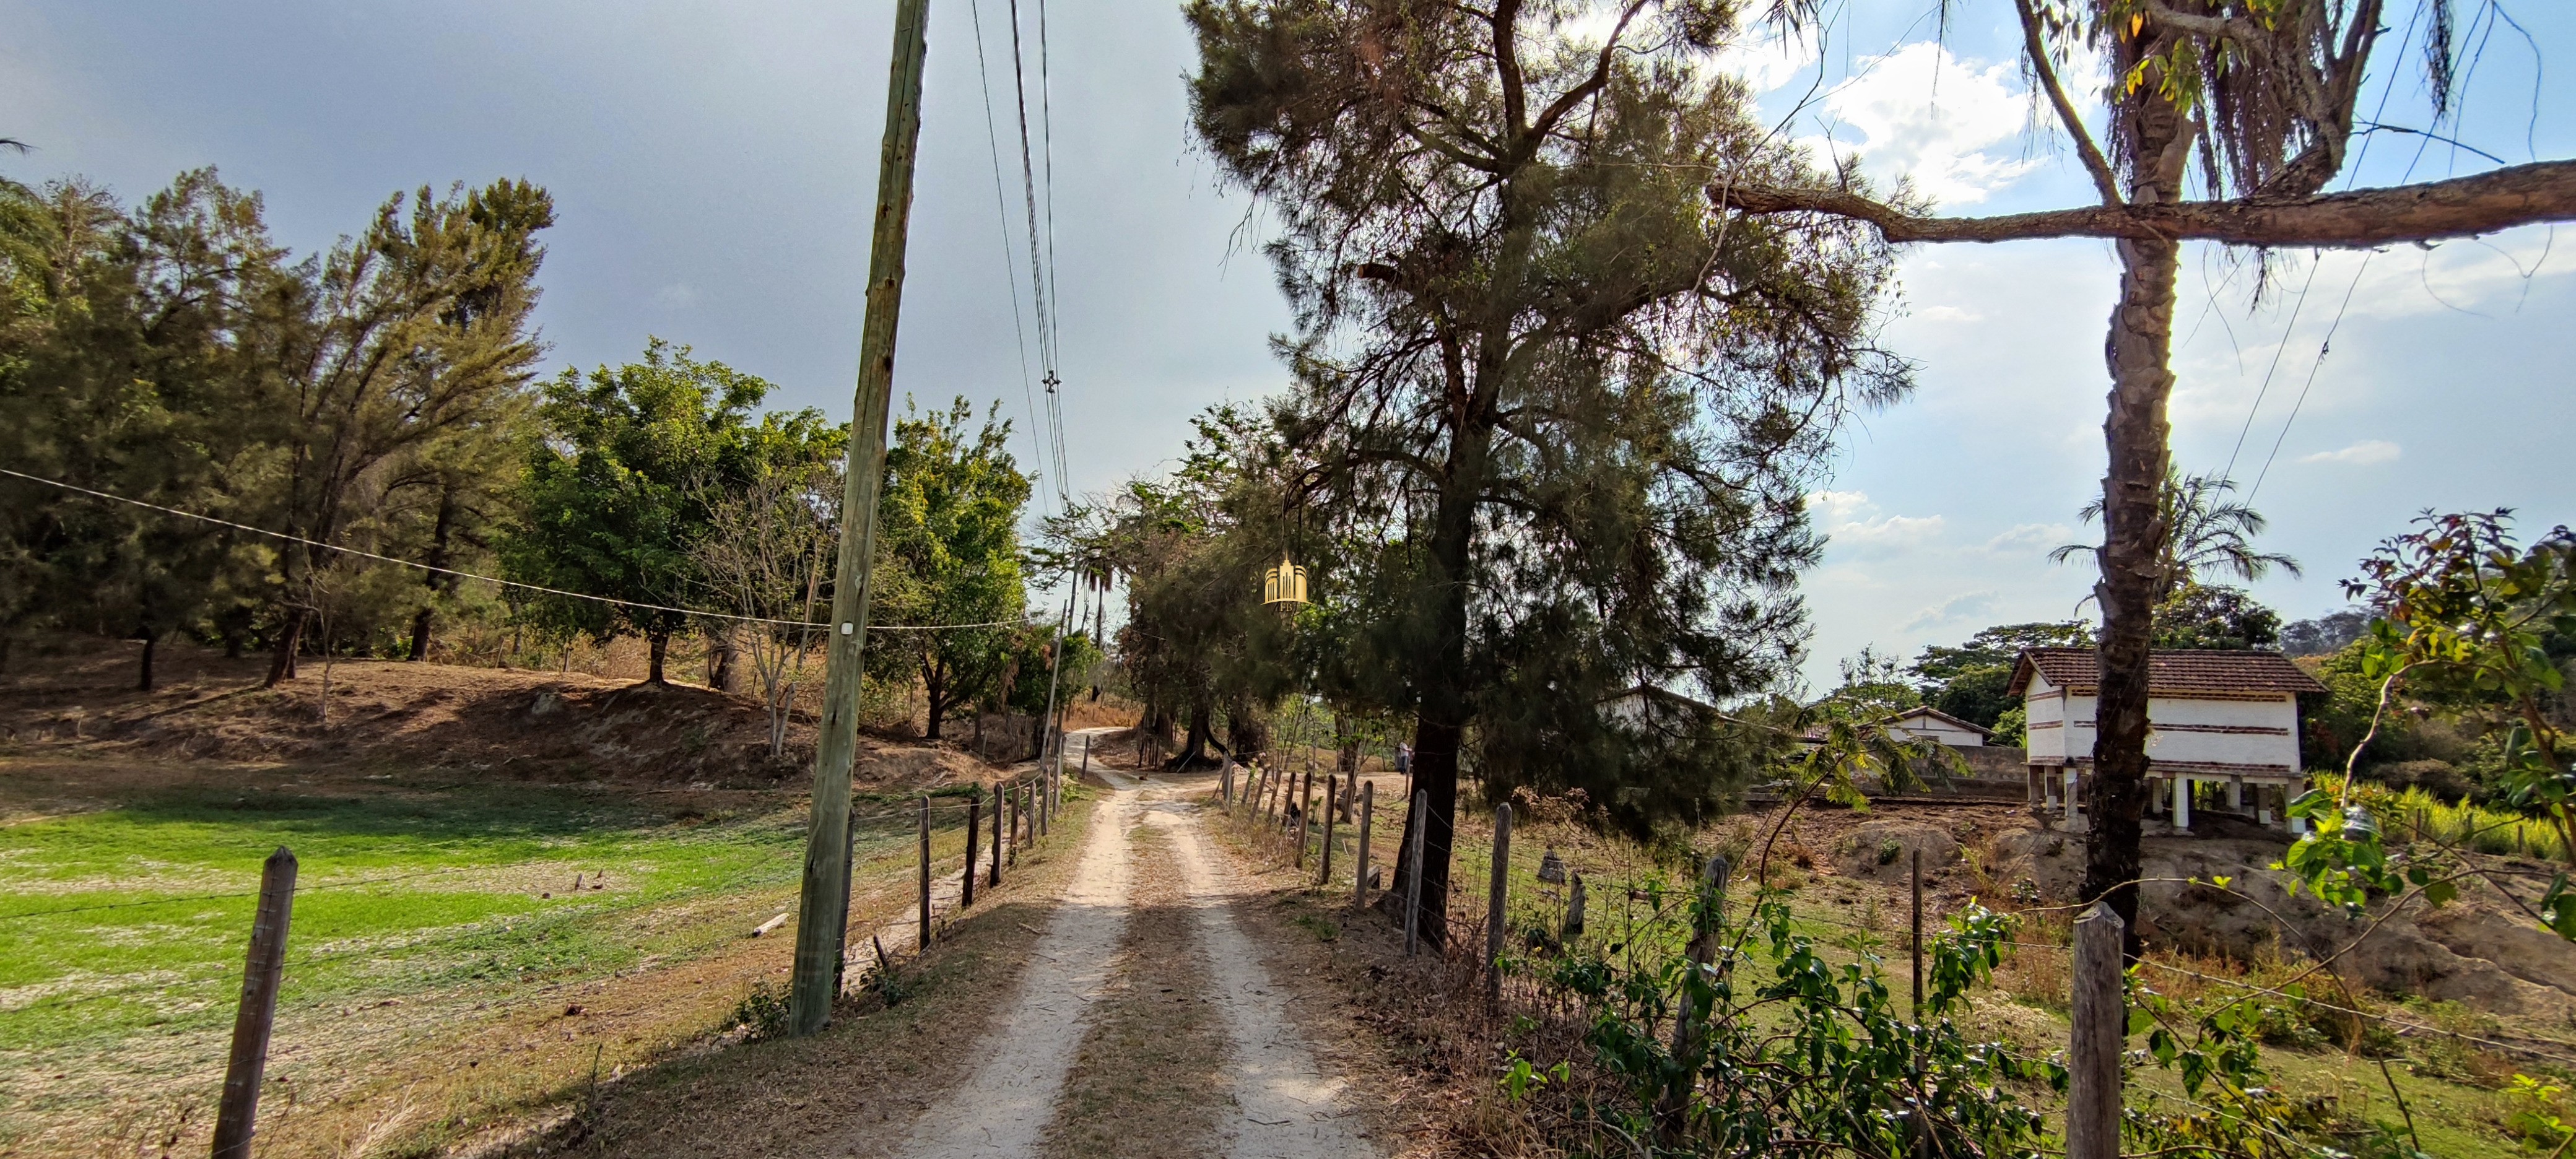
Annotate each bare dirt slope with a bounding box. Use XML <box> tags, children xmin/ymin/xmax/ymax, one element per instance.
<box><xmin>0</xmin><ymin>633</ymin><xmax>988</xmax><ymax>789</ymax></box>
<box><xmin>1751</xmin><ymin>796</ymin><xmax>2576</xmax><ymax>1029</ymax></box>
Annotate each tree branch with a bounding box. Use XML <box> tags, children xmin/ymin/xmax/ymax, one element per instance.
<box><xmin>2013</xmin><ymin>0</ymin><xmax>2123</xmax><ymax>207</ymax></box>
<box><xmin>1712</xmin><ymin>160</ymin><xmax>2576</xmax><ymax>248</ymax></box>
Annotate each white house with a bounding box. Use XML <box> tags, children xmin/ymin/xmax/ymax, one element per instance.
<box><xmin>1882</xmin><ymin>705</ymin><xmax>1990</xmax><ymax>748</ymax></box>
<box><xmin>2009</xmin><ymin>648</ymin><xmax>2327</xmax><ymax>835</ymax></box>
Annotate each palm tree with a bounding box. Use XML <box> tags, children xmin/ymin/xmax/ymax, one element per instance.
<box><xmin>2052</xmin><ymin>462</ymin><xmax>2300</xmax><ymax>603</ymax></box>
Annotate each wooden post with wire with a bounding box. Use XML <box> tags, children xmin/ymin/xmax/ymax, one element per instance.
<box><xmin>1484</xmin><ymin>802</ymin><xmax>1512</xmax><ymax>1012</ymax></box>
<box><xmin>789</xmin><ymin>0</ymin><xmax>931</xmax><ymax>1036</ymax></box>
<box><xmin>990</xmin><ymin>779</ymin><xmax>1003</xmax><ymax>887</ymax></box>
<box><xmin>916</xmin><ymin>795</ymin><xmax>932</xmax><ymax>949</ymax></box>
<box><xmin>1403</xmin><ymin>790</ymin><xmax>1427</xmax><ymax>955</ymax></box>
<box><xmin>1667</xmin><ymin>854</ymin><xmax>1728</xmax><ymax>1079</ymax></box>
<box><xmin>2068</xmin><ymin>901</ymin><xmax>2125</xmax><ymax>1159</ymax></box>
<box><xmin>1295</xmin><ymin>769</ymin><xmax>1313</xmax><ymax>869</ymax></box>
<box><xmin>1319</xmin><ymin>775</ymin><xmax>1337</xmax><ymax>886</ymax></box>
<box><xmin>962</xmin><ymin>794</ymin><xmax>980</xmax><ymax>908</ymax></box>
<box><xmin>1353</xmin><ymin>780</ymin><xmax>1373</xmax><ymax>909</ymax></box>
<box><xmin>1910</xmin><ymin>847</ymin><xmax>1923</xmax><ymax>1025</ymax></box>
<box><xmin>211</xmin><ymin>846</ymin><xmax>296</xmax><ymax>1159</ymax></box>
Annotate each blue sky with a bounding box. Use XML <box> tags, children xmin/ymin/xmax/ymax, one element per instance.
<box><xmin>6</xmin><ymin>1</ymin><xmax>2569</xmax><ymax>691</ymax></box>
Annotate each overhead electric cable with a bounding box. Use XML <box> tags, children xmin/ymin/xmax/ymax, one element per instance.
<box><xmin>0</xmin><ymin>466</ymin><xmax>1030</xmax><ymax>632</ymax></box>
<box><xmin>967</xmin><ymin>0</ymin><xmax>1051</xmax><ymax>508</ymax></box>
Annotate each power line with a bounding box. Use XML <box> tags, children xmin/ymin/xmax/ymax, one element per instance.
<box><xmin>2245</xmin><ymin>254</ymin><xmax>2372</xmax><ymax>503</ymax></box>
<box><xmin>967</xmin><ymin>0</ymin><xmax>1051</xmax><ymax>521</ymax></box>
<box><xmin>0</xmin><ymin>467</ymin><xmax>1031</xmax><ymax>633</ymax></box>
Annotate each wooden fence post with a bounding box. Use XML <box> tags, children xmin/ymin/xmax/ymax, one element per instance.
<box><xmin>1353</xmin><ymin>780</ymin><xmax>1374</xmax><ymax>909</ymax></box>
<box><xmin>1485</xmin><ymin>802</ymin><xmax>1513</xmax><ymax>1012</ymax></box>
<box><xmin>2067</xmin><ymin>901</ymin><xmax>2125</xmax><ymax>1159</ymax></box>
<box><xmin>212</xmin><ymin>846</ymin><xmax>296</xmax><ymax>1159</ymax></box>
<box><xmin>1910</xmin><ymin>847</ymin><xmax>1924</xmax><ymax>1025</ymax></box>
<box><xmin>1403</xmin><ymin>791</ymin><xmax>1428</xmax><ymax>956</ymax></box>
<box><xmin>1319</xmin><ymin>775</ymin><xmax>1338</xmax><ymax>886</ymax></box>
<box><xmin>1295</xmin><ymin>769</ymin><xmax>1313</xmax><ymax>869</ymax></box>
<box><xmin>962</xmin><ymin>795</ymin><xmax>980</xmax><ymax>908</ymax></box>
<box><xmin>917</xmin><ymin>796</ymin><xmax>931</xmax><ymax>949</ymax></box>
<box><xmin>990</xmin><ymin>782</ymin><xmax>1003</xmax><ymax>886</ymax></box>
<box><xmin>1037</xmin><ymin>775</ymin><xmax>1049</xmax><ymax>840</ymax></box>
<box><xmin>1668</xmin><ymin>855</ymin><xmax>1728</xmax><ymax>1074</ymax></box>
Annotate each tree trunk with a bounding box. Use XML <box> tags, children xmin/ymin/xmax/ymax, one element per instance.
<box><xmin>2082</xmin><ymin>69</ymin><xmax>2191</xmax><ymax>963</ymax></box>
<box><xmin>1386</xmin><ymin>424</ymin><xmax>1488</xmax><ymax>951</ymax></box>
<box><xmin>137</xmin><ymin>630</ymin><xmax>158</xmax><ymax>693</ymax></box>
<box><xmin>1170</xmin><ymin>702</ymin><xmax>1214</xmax><ymax>770</ymax></box>
<box><xmin>407</xmin><ymin>605</ymin><xmax>436</xmax><ymax>662</ymax></box>
<box><xmin>707</xmin><ymin>627</ymin><xmax>738</xmax><ymax>692</ymax></box>
<box><xmin>924</xmin><ymin>664</ymin><xmax>947</xmax><ymax>740</ymax></box>
<box><xmin>407</xmin><ymin>485</ymin><xmax>457</xmax><ymax>662</ymax></box>
<box><xmin>264</xmin><ymin>607</ymin><xmax>307</xmax><ymax>687</ymax></box>
<box><xmin>646</xmin><ymin>631</ymin><xmax>669</xmax><ymax>685</ymax></box>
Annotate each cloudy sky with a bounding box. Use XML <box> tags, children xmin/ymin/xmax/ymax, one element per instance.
<box><xmin>7</xmin><ymin>1</ymin><xmax>2570</xmax><ymax>690</ymax></box>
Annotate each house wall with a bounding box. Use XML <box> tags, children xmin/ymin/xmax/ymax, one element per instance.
<box><xmin>2023</xmin><ymin>671</ymin><xmax>2069</xmax><ymax>763</ymax></box>
<box><xmin>1890</xmin><ymin>718</ymin><xmax>1985</xmax><ymax>747</ymax></box>
<box><xmin>2141</xmin><ymin>694</ymin><xmax>2300</xmax><ymax>771</ymax></box>
<box><xmin>2022</xmin><ymin>679</ymin><xmax>2300</xmax><ymax>773</ymax></box>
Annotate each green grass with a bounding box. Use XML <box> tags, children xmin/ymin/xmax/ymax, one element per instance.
<box><xmin>0</xmin><ymin>781</ymin><xmax>933</xmax><ymax>1052</ymax></box>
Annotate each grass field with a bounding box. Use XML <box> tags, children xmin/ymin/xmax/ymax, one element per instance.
<box><xmin>0</xmin><ymin>758</ymin><xmax>989</xmax><ymax>1154</ymax></box>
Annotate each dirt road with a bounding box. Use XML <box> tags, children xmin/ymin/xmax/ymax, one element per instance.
<box><xmin>882</xmin><ymin>732</ymin><xmax>1373</xmax><ymax>1158</ymax></box>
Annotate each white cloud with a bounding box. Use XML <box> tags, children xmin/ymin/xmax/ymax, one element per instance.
<box><xmin>1836</xmin><ymin>513</ymin><xmax>1947</xmax><ymax>550</ymax></box>
<box><xmin>1800</xmin><ymin>42</ymin><xmax>2038</xmax><ymax>206</ymax></box>
<box><xmin>2297</xmin><ymin>439</ymin><xmax>2401</xmax><ymax>466</ymax></box>
<box><xmin>1806</xmin><ymin>489</ymin><xmax>1875</xmax><ymax>523</ymax></box>
<box><xmin>1708</xmin><ymin>27</ymin><xmax>1821</xmax><ymax>93</ymax></box>
<box><xmin>1902</xmin><ymin>589</ymin><xmax>1998</xmax><ymax>632</ymax></box>
<box><xmin>653</xmin><ymin>282</ymin><xmax>700</xmax><ymax>310</ymax></box>
<box><xmin>1915</xmin><ymin>304</ymin><xmax>1983</xmax><ymax>324</ymax></box>
<box><xmin>1809</xmin><ymin>488</ymin><xmax>1946</xmax><ymax>555</ymax></box>
<box><xmin>1985</xmin><ymin>523</ymin><xmax>2077</xmax><ymax>555</ymax></box>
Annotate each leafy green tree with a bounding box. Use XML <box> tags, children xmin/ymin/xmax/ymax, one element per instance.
<box><xmin>1910</xmin><ymin>621</ymin><xmax>2096</xmax><ymax>731</ymax></box>
<box><xmin>1187</xmin><ymin>0</ymin><xmax>1907</xmax><ymax>944</ymax></box>
<box><xmin>2150</xmin><ymin>583</ymin><xmax>2281</xmax><ymax>651</ymax></box>
<box><xmin>255</xmin><ymin>178</ymin><xmax>554</xmax><ymax>684</ymax></box>
<box><xmin>2282</xmin><ymin>607</ymin><xmax>2368</xmax><ymax>657</ymax></box>
<box><xmin>0</xmin><ymin>171</ymin><xmax>282</xmax><ymax>687</ymax></box>
<box><xmin>508</xmin><ymin>339</ymin><xmax>832</xmax><ymax>685</ymax></box>
<box><xmin>869</xmin><ymin>397</ymin><xmax>1031</xmax><ymax>739</ymax></box>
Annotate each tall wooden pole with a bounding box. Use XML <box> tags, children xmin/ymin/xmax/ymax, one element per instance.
<box><xmin>788</xmin><ymin>0</ymin><xmax>933</xmax><ymax>1036</ymax></box>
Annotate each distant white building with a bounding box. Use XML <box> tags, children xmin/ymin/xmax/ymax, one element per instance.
<box><xmin>1882</xmin><ymin>705</ymin><xmax>1990</xmax><ymax>748</ymax></box>
<box><xmin>2009</xmin><ymin>648</ymin><xmax>2327</xmax><ymax>835</ymax></box>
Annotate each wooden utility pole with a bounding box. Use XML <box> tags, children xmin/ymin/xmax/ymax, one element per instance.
<box><xmin>212</xmin><ymin>847</ymin><xmax>296</xmax><ymax>1159</ymax></box>
<box><xmin>788</xmin><ymin>0</ymin><xmax>933</xmax><ymax>1036</ymax></box>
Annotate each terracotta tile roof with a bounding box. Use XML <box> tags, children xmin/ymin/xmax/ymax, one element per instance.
<box><xmin>2006</xmin><ymin>648</ymin><xmax>2328</xmax><ymax>697</ymax></box>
